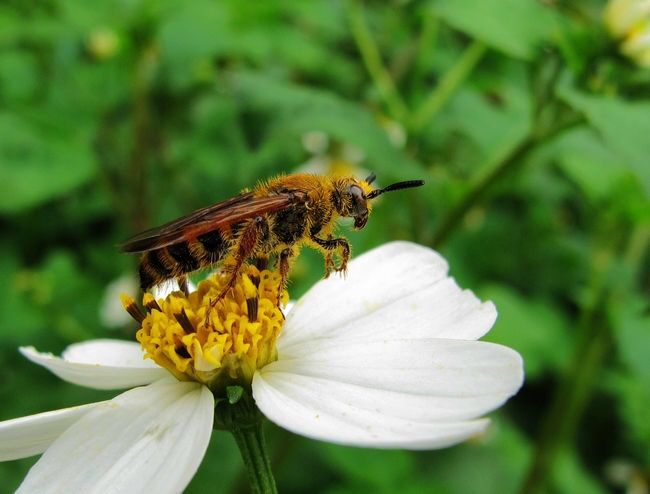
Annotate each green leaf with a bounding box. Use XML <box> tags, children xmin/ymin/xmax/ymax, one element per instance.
<box><xmin>558</xmin><ymin>85</ymin><xmax>650</xmax><ymax>197</ymax></box>
<box><xmin>442</xmin><ymin>72</ymin><xmax>531</xmax><ymax>159</ymax></box>
<box><xmin>604</xmin><ymin>371</ymin><xmax>650</xmax><ymax>465</ymax></box>
<box><xmin>549</xmin><ymin>128</ymin><xmax>630</xmax><ymax>201</ymax></box>
<box><xmin>0</xmin><ymin>113</ymin><xmax>95</xmax><ymax>213</ymax></box>
<box><xmin>157</xmin><ymin>1</ymin><xmax>229</xmax><ymax>88</ymax></box>
<box><xmin>552</xmin><ymin>447</ymin><xmax>607</xmax><ymax>494</ymax></box>
<box><xmin>611</xmin><ymin>297</ymin><xmax>650</xmax><ymax>386</ymax></box>
<box><xmin>430</xmin><ymin>0</ymin><xmax>558</xmax><ymax>60</ymax></box>
<box><xmin>319</xmin><ymin>443</ymin><xmax>415</xmax><ymax>490</ymax></box>
<box><xmin>420</xmin><ymin>417</ymin><xmax>531</xmax><ymax>494</ymax></box>
<box><xmin>0</xmin><ymin>51</ymin><xmax>39</xmax><ymax>102</ymax></box>
<box><xmin>480</xmin><ymin>284</ymin><xmax>571</xmax><ymax>379</ymax></box>
<box><xmin>0</xmin><ymin>251</ymin><xmax>45</xmax><ymax>344</ymax></box>
<box><xmin>230</xmin><ymin>71</ymin><xmax>423</xmax><ymax>179</ymax></box>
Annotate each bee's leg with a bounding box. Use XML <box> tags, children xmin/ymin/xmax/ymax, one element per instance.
<box><xmin>205</xmin><ymin>218</ymin><xmax>262</xmax><ymax>325</ymax></box>
<box><xmin>324</xmin><ymin>251</ymin><xmax>333</xmax><ymax>278</ymax></box>
<box><xmin>177</xmin><ymin>275</ymin><xmax>190</xmax><ymax>296</ymax></box>
<box><xmin>311</xmin><ymin>235</ymin><xmax>350</xmax><ymax>277</ymax></box>
<box><xmin>277</xmin><ymin>247</ymin><xmax>293</xmax><ymax>306</ymax></box>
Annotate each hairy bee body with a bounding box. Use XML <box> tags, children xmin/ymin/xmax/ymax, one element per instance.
<box><xmin>137</xmin><ymin>230</ymin><xmax>228</xmax><ymax>291</ymax></box>
<box><xmin>123</xmin><ymin>173</ymin><xmax>423</xmax><ymax>293</ymax></box>
<box><xmin>136</xmin><ymin>175</ymin><xmax>338</xmax><ymax>290</ymax></box>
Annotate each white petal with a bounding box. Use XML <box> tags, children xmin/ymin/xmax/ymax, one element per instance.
<box><xmin>280</xmin><ymin>241</ymin><xmax>494</xmax><ymax>351</ymax></box>
<box><xmin>283</xmin><ymin>300</ymin><xmax>296</xmax><ymax>316</ymax></box>
<box><xmin>100</xmin><ymin>274</ymin><xmax>139</xmax><ymax>328</ymax></box>
<box><xmin>274</xmin><ymin>338</ymin><xmax>523</xmax><ymax>397</ymax></box>
<box><xmin>253</xmin><ymin>371</ymin><xmax>489</xmax><ymax>449</ymax></box>
<box><xmin>20</xmin><ymin>342</ymin><xmax>168</xmax><ymax>390</ymax></box>
<box><xmin>253</xmin><ymin>338</ymin><xmax>523</xmax><ymax>449</ymax></box>
<box><xmin>17</xmin><ymin>378</ymin><xmax>214</xmax><ymax>494</ymax></box>
<box><xmin>0</xmin><ymin>402</ymin><xmax>104</xmax><ymax>461</ymax></box>
<box><xmin>61</xmin><ymin>339</ymin><xmax>158</xmax><ymax>368</ymax></box>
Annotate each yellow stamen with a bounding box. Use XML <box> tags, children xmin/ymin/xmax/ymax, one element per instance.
<box><xmin>130</xmin><ymin>266</ymin><xmax>288</xmax><ymax>389</ymax></box>
<box><xmin>120</xmin><ymin>294</ymin><xmax>145</xmax><ymax>323</ymax></box>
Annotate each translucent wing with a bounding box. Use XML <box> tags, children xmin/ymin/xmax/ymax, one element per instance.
<box><xmin>120</xmin><ymin>191</ymin><xmax>305</xmax><ymax>253</ymax></box>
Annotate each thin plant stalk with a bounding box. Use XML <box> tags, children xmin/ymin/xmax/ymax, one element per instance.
<box><xmin>345</xmin><ymin>0</ymin><xmax>409</xmax><ymax>121</ymax></box>
<box><xmin>410</xmin><ymin>40</ymin><xmax>487</xmax><ymax>131</ymax></box>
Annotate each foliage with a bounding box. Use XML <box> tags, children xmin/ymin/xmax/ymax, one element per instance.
<box><xmin>1</xmin><ymin>0</ymin><xmax>650</xmax><ymax>492</ymax></box>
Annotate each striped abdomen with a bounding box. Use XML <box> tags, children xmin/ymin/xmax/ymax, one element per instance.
<box><xmin>138</xmin><ymin>229</ymin><xmax>229</xmax><ymax>290</ymax></box>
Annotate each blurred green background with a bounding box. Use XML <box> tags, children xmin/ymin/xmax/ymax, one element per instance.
<box><xmin>2</xmin><ymin>0</ymin><xmax>650</xmax><ymax>492</ymax></box>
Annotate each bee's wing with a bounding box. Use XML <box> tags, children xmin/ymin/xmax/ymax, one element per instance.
<box><xmin>120</xmin><ymin>191</ymin><xmax>304</xmax><ymax>253</ymax></box>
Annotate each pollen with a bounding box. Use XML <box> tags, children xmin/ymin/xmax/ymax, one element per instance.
<box><xmin>123</xmin><ymin>266</ymin><xmax>288</xmax><ymax>389</ymax></box>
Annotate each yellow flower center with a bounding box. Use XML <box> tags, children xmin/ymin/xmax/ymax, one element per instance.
<box><xmin>121</xmin><ymin>265</ymin><xmax>288</xmax><ymax>391</ymax></box>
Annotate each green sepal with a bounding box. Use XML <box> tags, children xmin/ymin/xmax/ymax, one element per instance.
<box><xmin>227</xmin><ymin>385</ymin><xmax>245</xmax><ymax>404</ymax></box>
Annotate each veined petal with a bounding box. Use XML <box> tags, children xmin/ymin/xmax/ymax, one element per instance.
<box><xmin>254</xmin><ymin>338</ymin><xmax>522</xmax><ymax>448</ymax></box>
<box><xmin>17</xmin><ymin>378</ymin><xmax>214</xmax><ymax>494</ymax></box>
<box><xmin>253</xmin><ymin>371</ymin><xmax>489</xmax><ymax>449</ymax></box>
<box><xmin>20</xmin><ymin>342</ymin><xmax>168</xmax><ymax>390</ymax></box>
<box><xmin>271</xmin><ymin>339</ymin><xmax>523</xmax><ymax>398</ymax></box>
<box><xmin>0</xmin><ymin>402</ymin><xmax>103</xmax><ymax>461</ymax></box>
<box><xmin>282</xmin><ymin>281</ymin><xmax>495</xmax><ymax>357</ymax></box>
<box><xmin>280</xmin><ymin>242</ymin><xmax>493</xmax><ymax>350</ymax></box>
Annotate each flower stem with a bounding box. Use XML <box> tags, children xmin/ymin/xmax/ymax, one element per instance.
<box><xmin>231</xmin><ymin>421</ymin><xmax>278</xmax><ymax>494</ymax></box>
<box><xmin>410</xmin><ymin>40</ymin><xmax>486</xmax><ymax>131</ymax></box>
<box><xmin>345</xmin><ymin>0</ymin><xmax>409</xmax><ymax>121</ymax></box>
<box><xmin>431</xmin><ymin>114</ymin><xmax>584</xmax><ymax>248</ymax></box>
<box><xmin>519</xmin><ymin>225</ymin><xmax>650</xmax><ymax>494</ymax></box>
<box><xmin>215</xmin><ymin>392</ymin><xmax>278</xmax><ymax>494</ymax></box>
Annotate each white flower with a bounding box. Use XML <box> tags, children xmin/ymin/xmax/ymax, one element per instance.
<box><xmin>99</xmin><ymin>274</ymin><xmax>139</xmax><ymax>328</ymax></box>
<box><xmin>0</xmin><ymin>241</ymin><xmax>523</xmax><ymax>493</ymax></box>
<box><xmin>605</xmin><ymin>0</ymin><xmax>650</xmax><ymax>67</ymax></box>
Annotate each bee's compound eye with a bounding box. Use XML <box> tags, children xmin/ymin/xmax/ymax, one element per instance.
<box><xmin>347</xmin><ymin>184</ymin><xmax>367</xmax><ymax>216</ymax></box>
<box><xmin>348</xmin><ymin>185</ymin><xmax>364</xmax><ymax>203</ymax></box>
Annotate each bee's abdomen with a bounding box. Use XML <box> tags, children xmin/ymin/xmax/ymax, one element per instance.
<box><xmin>138</xmin><ymin>230</ymin><xmax>230</xmax><ymax>290</ymax></box>
<box><xmin>167</xmin><ymin>242</ymin><xmax>200</xmax><ymax>272</ymax></box>
<box><xmin>138</xmin><ymin>249</ymin><xmax>179</xmax><ymax>291</ymax></box>
<box><xmin>198</xmin><ymin>230</ymin><xmax>227</xmax><ymax>260</ymax></box>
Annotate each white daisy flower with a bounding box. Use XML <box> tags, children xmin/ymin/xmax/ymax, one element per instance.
<box><xmin>0</xmin><ymin>241</ymin><xmax>523</xmax><ymax>494</ymax></box>
<box><xmin>605</xmin><ymin>0</ymin><xmax>650</xmax><ymax>67</ymax></box>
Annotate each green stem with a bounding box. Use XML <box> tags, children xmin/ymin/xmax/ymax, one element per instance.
<box><xmin>518</xmin><ymin>279</ymin><xmax>609</xmax><ymax>494</ymax></box>
<box><xmin>216</xmin><ymin>391</ymin><xmax>278</xmax><ymax>494</ymax></box>
<box><xmin>345</xmin><ymin>0</ymin><xmax>409</xmax><ymax>121</ymax></box>
<box><xmin>411</xmin><ymin>13</ymin><xmax>439</xmax><ymax>99</ymax></box>
<box><xmin>410</xmin><ymin>40</ymin><xmax>486</xmax><ymax>131</ymax></box>
<box><xmin>519</xmin><ymin>225</ymin><xmax>650</xmax><ymax>494</ymax></box>
<box><xmin>231</xmin><ymin>421</ymin><xmax>278</xmax><ymax>494</ymax></box>
<box><xmin>431</xmin><ymin>114</ymin><xmax>584</xmax><ymax>248</ymax></box>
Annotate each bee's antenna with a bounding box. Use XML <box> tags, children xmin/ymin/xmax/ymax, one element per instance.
<box><xmin>365</xmin><ymin>172</ymin><xmax>377</xmax><ymax>185</ymax></box>
<box><xmin>366</xmin><ymin>180</ymin><xmax>424</xmax><ymax>200</ymax></box>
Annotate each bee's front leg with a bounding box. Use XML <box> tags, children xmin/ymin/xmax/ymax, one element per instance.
<box><xmin>311</xmin><ymin>235</ymin><xmax>350</xmax><ymax>277</ymax></box>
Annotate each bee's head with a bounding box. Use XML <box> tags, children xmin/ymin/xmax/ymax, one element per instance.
<box><xmin>333</xmin><ymin>173</ymin><xmax>424</xmax><ymax>230</ymax></box>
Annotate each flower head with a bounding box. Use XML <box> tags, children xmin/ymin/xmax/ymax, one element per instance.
<box><xmin>605</xmin><ymin>0</ymin><xmax>650</xmax><ymax>67</ymax></box>
<box><xmin>127</xmin><ymin>265</ymin><xmax>287</xmax><ymax>388</ymax></box>
<box><xmin>1</xmin><ymin>242</ymin><xmax>524</xmax><ymax>493</ymax></box>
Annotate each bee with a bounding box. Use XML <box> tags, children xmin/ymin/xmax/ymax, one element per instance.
<box><xmin>121</xmin><ymin>173</ymin><xmax>424</xmax><ymax>302</ymax></box>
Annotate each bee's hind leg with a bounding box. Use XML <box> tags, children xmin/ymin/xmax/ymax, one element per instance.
<box><xmin>204</xmin><ymin>217</ymin><xmax>263</xmax><ymax>326</ymax></box>
<box><xmin>177</xmin><ymin>276</ymin><xmax>190</xmax><ymax>297</ymax></box>
<box><xmin>276</xmin><ymin>247</ymin><xmax>294</xmax><ymax>307</ymax></box>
